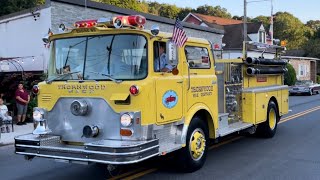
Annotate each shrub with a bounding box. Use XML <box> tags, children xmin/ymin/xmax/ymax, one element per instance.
<box><xmin>317</xmin><ymin>75</ymin><xmax>320</xmax><ymax>84</ymax></box>
<box><xmin>284</xmin><ymin>63</ymin><xmax>297</xmax><ymax>86</ymax></box>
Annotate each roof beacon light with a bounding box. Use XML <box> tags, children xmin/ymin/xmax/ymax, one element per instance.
<box><xmin>74</xmin><ymin>19</ymin><xmax>97</xmax><ymax>28</ymax></box>
<box><xmin>115</xmin><ymin>15</ymin><xmax>146</xmax><ymax>28</ymax></box>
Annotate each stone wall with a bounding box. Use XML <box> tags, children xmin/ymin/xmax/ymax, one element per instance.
<box><xmin>50</xmin><ymin>1</ymin><xmax>223</xmax><ymax>45</ymax></box>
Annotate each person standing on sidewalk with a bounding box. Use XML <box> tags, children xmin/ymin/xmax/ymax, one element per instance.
<box><xmin>15</xmin><ymin>83</ymin><xmax>30</xmax><ymax>125</ymax></box>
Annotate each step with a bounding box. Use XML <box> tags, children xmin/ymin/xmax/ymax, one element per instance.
<box><xmin>218</xmin><ymin>121</ymin><xmax>253</xmax><ymax>137</ymax></box>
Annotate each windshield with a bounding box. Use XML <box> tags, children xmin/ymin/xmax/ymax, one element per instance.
<box><xmin>295</xmin><ymin>80</ymin><xmax>313</xmax><ymax>86</ymax></box>
<box><xmin>48</xmin><ymin>34</ymin><xmax>148</xmax><ymax>81</ymax></box>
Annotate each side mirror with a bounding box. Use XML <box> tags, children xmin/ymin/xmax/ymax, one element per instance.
<box><xmin>167</xmin><ymin>41</ymin><xmax>177</xmax><ymax>65</ymax></box>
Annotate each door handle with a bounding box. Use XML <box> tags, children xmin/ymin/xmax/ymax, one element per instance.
<box><xmin>176</xmin><ymin>80</ymin><xmax>183</xmax><ymax>83</ymax></box>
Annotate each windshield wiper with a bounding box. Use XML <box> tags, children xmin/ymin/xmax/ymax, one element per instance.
<box><xmin>88</xmin><ymin>71</ymin><xmax>122</xmax><ymax>83</ymax></box>
<box><xmin>46</xmin><ymin>71</ymin><xmax>81</xmax><ymax>84</ymax></box>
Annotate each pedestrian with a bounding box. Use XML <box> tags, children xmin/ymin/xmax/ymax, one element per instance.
<box><xmin>0</xmin><ymin>98</ymin><xmax>12</xmax><ymax>133</ymax></box>
<box><xmin>15</xmin><ymin>83</ymin><xmax>30</xmax><ymax>125</ymax></box>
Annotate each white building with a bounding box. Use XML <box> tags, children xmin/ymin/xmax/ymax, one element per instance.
<box><xmin>0</xmin><ymin>0</ymin><xmax>224</xmax><ymax>73</ymax></box>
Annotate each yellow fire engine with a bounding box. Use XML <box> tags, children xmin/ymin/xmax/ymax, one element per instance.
<box><xmin>15</xmin><ymin>15</ymin><xmax>289</xmax><ymax>172</ymax></box>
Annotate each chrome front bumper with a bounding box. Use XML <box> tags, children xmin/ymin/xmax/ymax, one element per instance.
<box><xmin>15</xmin><ymin>134</ymin><xmax>159</xmax><ymax>165</ymax></box>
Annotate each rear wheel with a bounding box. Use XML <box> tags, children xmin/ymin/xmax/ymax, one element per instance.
<box><xmin>177</xmin><ymin>116</ymin><xmax>209</xmax><ymax>173</ymax></box>
<box><xmin>256</xmin><ymin>101</ymin><xmax>279</xmax><ymax>138</ymax></box>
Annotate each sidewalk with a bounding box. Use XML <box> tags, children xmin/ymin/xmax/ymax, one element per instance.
<box><xmin>0</xmin><ymin>123</ymin><xmax>33</xmax><ymax>146</ymax></box>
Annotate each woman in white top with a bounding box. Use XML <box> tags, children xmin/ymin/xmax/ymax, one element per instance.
<box><xmin>0</xmin><ymin>98</ymin><xmax>12</xmax><ymax>133</ymax></box>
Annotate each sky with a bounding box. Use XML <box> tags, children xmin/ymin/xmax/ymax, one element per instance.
<box><xmin>153</xmin><ymin>0</ymin><xmax>319</xmax><ymax>23</ymax></box>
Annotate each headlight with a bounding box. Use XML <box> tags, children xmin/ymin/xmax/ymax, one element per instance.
<box><xmin>304</xmin><ymin>87</ymin><xmax>309</xmax><ymax>90</ymax></box>
<box><xmin>33</xmin><ymin>108</ymin><xmax>47</xmax><ymax>122</ymax></box>
<box><xmin>120</xmin><ymin>113</ymin><xmax>133</xmax><ymax>127</ymax></box>
<box><xmin>33</xmin><ymin>110</ymin><xmax>43</xmax><ymax>121</ymax></box>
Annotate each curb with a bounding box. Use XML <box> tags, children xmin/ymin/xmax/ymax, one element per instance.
<box><xmin>0</xmin><ymin>142</ymin><xmax>14</xmax><ymax>147</ymax></box>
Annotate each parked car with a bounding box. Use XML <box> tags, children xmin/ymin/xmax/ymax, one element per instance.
<box><xmin>289</xmin><ymin>80</ymin><xmax>320</xmax><ymax>96</ymax></box>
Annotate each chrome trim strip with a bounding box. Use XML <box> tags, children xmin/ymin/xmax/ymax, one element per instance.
<box><xmin>15</xmin><ymin>144</ymin><xmax>159</xmax><ymax>156</ymax></box>
<box><xmin>84</xmin><ymin>138</ymin><xmax>158</xmax><ymax>148</ymax></box>
<box><xmin>16</xmin><ymin>152</ymin><xmax>160</xmax><ymax>165</ymax></box>
<box><xmin>242</xmin><ymin>85</ymin><xmax>288</xmax><ymax>93</ymax></box>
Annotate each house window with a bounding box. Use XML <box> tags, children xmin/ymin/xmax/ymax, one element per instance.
<box><xmin>259</xmin><ymin>31</ymin><xmax>265</xmax><ymax>43</ymax></box>
<box><xmin>299</xmin><ymin>64</ymin><xmax>307</xmax><ymax>76</ymax></box>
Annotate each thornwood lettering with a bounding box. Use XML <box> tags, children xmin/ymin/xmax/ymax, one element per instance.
<box><xmin>58</xmin><ymin>85</ymin><xmax>106</xmax><ymax>90</ymax></box>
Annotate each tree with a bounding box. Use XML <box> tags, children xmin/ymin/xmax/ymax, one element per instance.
<box><xmin>178</xmin><ymin>7</ymin><xmax>193</xmax><ymax>20</ymax></box>
<box><xmin>252</xmin><ymin>15</ymin><xmax>270</xmax><ymax>29</ymax></box>
<box><xmin>96</xmin><ymin>0</ymin><xmax>144</xmax><ymax>12</ymax></box>
<box><xmin>284</xmin><ymin>63</ymin><xmax>296</xmax><ymax>86</ymax></box>
<box><xmin>195</xmin><ymin>5</ymin><xmax>231</xmax><ymax>18</ymax></box>
<box><xmin>303</xmin><ymin>38</ymin><xmax>320</xmax><ymax>59</ymax></box>
<box><xmin>158</xmin><ymin>4</ymin><xmax>180</xmax><ymax>19</ymax></box>
<box><xmin>0</xmin><ymin>0</ymin><xmax>44</xmax><ymax>16</ymax></box>
<box><xmin>273</xmin><ymin>12</ymin><xmax>309</xmax><ymax>50</ymax></box>
<box><xmin>306</xmin><ymin>20</ymin><xmax>320</xmax><ymax>31</ymax></box>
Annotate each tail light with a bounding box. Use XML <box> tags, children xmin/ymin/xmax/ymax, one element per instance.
<box><xmin>32</xmin><ymin>85</ymin><xmax>39</xmax><ymax>95</ymax></box>
<box><xmin>129</xmin><ymin>85</ymin><xmax>139</xmax><ymax>95</ymax></box>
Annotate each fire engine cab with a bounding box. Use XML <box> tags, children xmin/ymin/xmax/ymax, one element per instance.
<box><xmin>15</xmin><ymin>15</ymin><xmax>289</xmax><ymax>172</ymax></box>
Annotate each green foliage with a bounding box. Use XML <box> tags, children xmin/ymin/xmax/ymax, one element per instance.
<box><xmin>158</xmin><ymin>4</ymin><xmax>180</xmax><ymax>19</ymax></box>
<box><xmin>317</xmin><ymin>75</ymin><xmax>320</xmax><ymax>84</ymax></box>
<box><xmin>303</xmin><ymin>38</ymin><xmax>320</xmax><ymax>59</ymax></box>
<box><xmin>251</xmin><ymin>15</ymin><xmax>270</xmax><ymax>29</ymax></box>
<box><xmin>284</xmin><ymin>63</ymin><xmax>297</xmax><ymax>86</ymax></box>
<box><xmin>0</xmin><ymin>0</ymin><xmax>44</xmax><ymax>16</ymax></box>
<box><xmin>27</xmin><ymin>96</ymin><xmax>38</xmax><ymax>120</ymax></box>
<box><xmin>195</xmin><ymin>5</ymin><xmax>231</xmax><ymax>18</ymax></box>
<box><xmin>95</xmin><ymin>0</ymin><xmax>143</xmax><ymax>12</ymax></box>
<box><xmin>273</xmin><ymin>12</ymin><xmax>308</xmax><ymax>50</ymax></box>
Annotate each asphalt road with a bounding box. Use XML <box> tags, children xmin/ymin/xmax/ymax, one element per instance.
<box><xmin>1</xmin><ymin>94</ymin><xmax>320</xmax><ymax>180</ymax></box>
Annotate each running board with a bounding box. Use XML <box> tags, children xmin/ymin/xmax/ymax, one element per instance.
<box><xmin>219</xmin><ymin>122</ymin><xmax>253</xmax><ymax>137</ymax></box>
<box><xmin>218</xmin><ymin>113</ymin><xmax>253</xmax><ymax>137</ymax></box>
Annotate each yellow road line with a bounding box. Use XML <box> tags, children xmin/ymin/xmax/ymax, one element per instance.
<box><xmin>280</xmin><ymin>106</ymin><xmax>320</xmax><ymax>124</ymax></box>
<box><xmin>281</xmin><ymin>106</ymin><xmax>320</xmax><ymax>121</ymax></box>
<box><xmin>108</xmin><ymin>167</ymin><xmax>147</xmax><ymax>180</ymax></box>
<box><xmin>113</xmin><ymin>106</ymin><xmax>320</xmax><ymax>180</ymax></box>
<box><xmin>121</xmin><ymin>168</ymin><xmax>158</xmax><ymax>180</ymax></box>
<box><xmin>209</xmin><ymin>136</ymin><xmax>242</xmax><ymax>150</ymax></box>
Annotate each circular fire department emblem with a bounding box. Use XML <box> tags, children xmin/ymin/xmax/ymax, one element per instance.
<box><xmin>162</xmin><ymin>90</ymin><xmax>178</xmax><ymax>109</ymax></box>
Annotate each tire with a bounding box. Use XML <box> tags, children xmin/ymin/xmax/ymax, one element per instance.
<box><xmin>177</xmin><ymin>116</ymin><xmax>209</xmax><ymax>173</ymax></box>
<box><xmin>256</xmin><ymin>101</ymin><xmax>279</xmax><ymax>138</ymax></box>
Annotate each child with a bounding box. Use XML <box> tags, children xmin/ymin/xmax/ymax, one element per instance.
<box><xmin>0</xmin><ymin>98</ymin><xmax>12</xmax><ymax>133</ymax></box>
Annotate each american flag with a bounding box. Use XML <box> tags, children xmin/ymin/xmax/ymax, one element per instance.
<box><xmin>172</xmin><ymin>18</ymin><xmax>188</xmax><ymax>47</ymax></box>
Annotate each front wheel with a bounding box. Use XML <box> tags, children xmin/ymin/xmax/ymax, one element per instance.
<box><xmin>177</xmin><ymin>116</ymin><xmax>209</xmax><ymax>173</ymax></box>
<box><xmin>256</xmin><ymin>101</ymin><xmax>279</xmax><ymax>138</ymax></box>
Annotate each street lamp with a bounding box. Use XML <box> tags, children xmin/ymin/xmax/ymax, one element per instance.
<box><xmin>243</xmin><ymin>0</ymin><xmax>273</xmax><ymax>58</ymax></box>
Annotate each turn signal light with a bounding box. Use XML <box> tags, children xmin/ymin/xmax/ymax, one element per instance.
<box><xmin>74</xmin><ymin>20</ymin><xmax>97</xmax><ymax>28</ymax></box>
<box><xmin>120</xmin><ymin>128</ymin><xmax>133</xmax><ymax>136</ymax></box>
<box><xmin>129</xmin><ymin>85</ymin><xmax>139</xmax><ymax>96</ymax></box>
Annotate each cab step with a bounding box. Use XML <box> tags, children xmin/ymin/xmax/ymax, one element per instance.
<box><xmin>218</xmin><ymin>113</ymin><xmax>253</xmax><ymax>137</ymax></box>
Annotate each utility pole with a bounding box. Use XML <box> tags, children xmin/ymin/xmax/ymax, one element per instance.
<box><xmin>243</xmin><ymin>0</ymin><xmax>248</xmax><ymax>59</ymax></box>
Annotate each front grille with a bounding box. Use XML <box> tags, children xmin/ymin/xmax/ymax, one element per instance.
<box><xmin>41</xmin><ymin>94</ymin><xmax>52</xmax><ymax>102</ymax></box>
